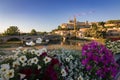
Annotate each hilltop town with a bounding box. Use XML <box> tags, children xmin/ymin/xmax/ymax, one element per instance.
<box><xmin>52</xmin><ymin>19</ymin><xmax>120</xmax><ymax>41</ymax></box>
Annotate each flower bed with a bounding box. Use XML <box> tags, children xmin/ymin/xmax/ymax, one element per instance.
<box><xmin>82</xmin><ymin>41</ymin><xmax>118</xmax><ymax>80</ymax></box>
<box><xmin>105</xmin><ymin>40</ymin><xmax>120</xmax><ymax>54</ymax></box>
<box><xmin>0</xmin><ymin>41</ymin><xmax>119</xmax><ymax>80</ymax></box>
<box><xmin>0</xmin><ymin>48</ymin><xmax>63</xmax><ymax>80</ymax></box>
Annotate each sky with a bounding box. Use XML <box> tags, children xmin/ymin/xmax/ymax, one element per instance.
<box><xmin>0</xmin><ymin>0</ymin><xmax>120</xmax><ymax>33</ymax></box>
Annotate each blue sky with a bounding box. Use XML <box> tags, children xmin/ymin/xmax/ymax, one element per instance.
<box><xmin>0</xmin><ymin>0</ymin><xmax>120</xmax><ymax>32</ymax></box>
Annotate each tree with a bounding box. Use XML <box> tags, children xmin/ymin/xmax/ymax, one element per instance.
<box><xmin>83</xmin><ymin>28</ymin><xmax>91</xmax><ymax>37</ymax></box>
<box><xmin>106</xmin><ymin>20</ymin><xmax>120</xmax><ymax>24</ymax></box>
<box><xmin>58</xmin><ymin>25</ymin><xmax>62</xmax><ymax>30</ymax></box>
<box><xmin>3</xmin><ymin>26</ymin><xmax>20</xmax><ymax>36</ymax></box>
<box><xmin>30</xmin><ymin>29</ymin><xmax>37</xmax><ymax>35</ymax></box>
<box><xmin>84</xmin><ymin>23</ymin><xmax>107</xmax><ymax>38</ymax></box>
<box><xmin>98</xmin><ymin>22</ymin><xmax>107</xmax><ymax>38</ymax></box>
<box><xmin>91</xmin><ymin>23</ymin><xmax>98</xmax><ymax>30</ymax></box>
<box><xmin>98</xmin><ymin>21</ymin><xmax>105</xmax><ymax>27</ymax></box>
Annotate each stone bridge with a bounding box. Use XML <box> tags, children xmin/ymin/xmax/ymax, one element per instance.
<box><xmin>0</xmin><ymin>35</ymin><xmax>43</xmax><ymax>42</ymax></box>
<box><xmin>0</xmin><ymin>35</ymin><xmax>61</xmax><ymax>43</ymax></box>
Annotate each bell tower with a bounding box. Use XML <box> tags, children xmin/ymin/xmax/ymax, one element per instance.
<box><xmin>74</xmin><ymin>16</ymin><xmax>77</xmax><ymax>31</ymax></box>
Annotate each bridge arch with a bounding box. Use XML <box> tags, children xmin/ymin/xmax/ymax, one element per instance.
<box><xmin>7</xmin><ymin>37</ymin><xmax>21</xmax><ymax>42</ymax></box>
<box><xmin>0</xmin><ymin>35</ymin><xmax>43</xmax><ymax>43</ymax></box>
<box><xmin>26</xmin><ymin>37</ymin><xmax>32</xmax><ymax>40</ymax></box>
<box><xmin>0</xmin><ymin>39</ymin><xmax>4</xmax><ymax>43</ymax></box>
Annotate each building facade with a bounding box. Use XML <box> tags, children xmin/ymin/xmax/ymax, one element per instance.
<box><xmin>60</xmin><ymin>20</ymin><xmax>90</xmax><ymax>29</ymax></box>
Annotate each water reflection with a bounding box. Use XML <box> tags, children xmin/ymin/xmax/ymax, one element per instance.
<box><xmin>60</xmin><ymin>40</ymin><xmax>87</xmax><ymax>47</ymax></box>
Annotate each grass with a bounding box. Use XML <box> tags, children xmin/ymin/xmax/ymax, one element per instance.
<box><xmin>0</xmin><ymin>41</ymin><xmax>22</xmax><ymax>48</ymax></box>
<box><xmin>0</xmin><ymin>45</ymin><xmax>11</xmax><ymax>48</ymax></box>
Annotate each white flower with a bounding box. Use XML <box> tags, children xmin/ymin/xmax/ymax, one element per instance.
<box><xmin>27</xmin><ymin>59</ymin><xmax>32</xmax><ymax>65</ymax></box>
<box><xmin>1</xmin><ymin>64</ymin><xmax>10</xmax><ymax>70</ymax></box>
<box><xmin>22</xmin><ymin>63</ymin><xmax>27</xmax><ymax>67</ymax></box>
<box><xmin>0</xmin><ymin>64</ymin><xmax>10</xmax><ymax>74</ymax></box>
<box><xmin>69</xmin><ymin>55</ymin><xmax>74</xmax><ymax>60</ymax></box>
<box><xmin>41</xmin><ymin>47</ymin><xmax>47</xmax><ymax>53</ymax></box>
<box><xmin>1</xmin><ymin>68</ymin><xmax>7</xmax><ymax>74</ymax></box>
<box><xmin>66</xmin><ymin>57</ymin><xmax>70</xmax><ymax>62</ymax></box>
<box><xmin>38</xmin><ymin>65</ymin><xmax>41</xmax><ymax>70</ymax></box>
<box><xmin>35</xmin><ymin>50</ymin><xmax>42</xmax><ymax>56</ymax></box>
<box><xmin>77</xmin><ymin>75</ymin><xmax>83</xmax><ymax>80</ymax></box>
<box><xmin>43</xmin><ymin>56</ymin><xmax>52</xmax><ymax>64</ymax></box>
<box><xmin>12</xmin><ymin>61</ymin><xmax>20</xmax><ymax>68</ymax></box>
<box><xmin>4</xmin><ymin>69</ymin><xmax>14</xmax><ymax>79</ymax></box>
<box><xmin>30</xmin><ymin>49</ymin><xmax>36</xmax><ymax>54</ymax></box>
<box><xmin>61</xmin><ymin>68</ymin><xmax>67</xmax><ymax>77</ymax></box>
<box><xmin>19</xmin><ymin>56</ymin><xmax>27</xmax><ymax>63</ymax></box>
<box><xmin>13</xmin><ymin>55</ymin><xmax>18</xmax><ymax>60</ymax></box>
<box><xmin>15</xmin><ymin>49</ymin><xmax>21</xmax><ymax>54</ymax></box>
<box><xmin>1</xmin><ymin>73</ymin><xmax>6</xmax><ymax>80</ymax></box>
<box><xmin>35</xmin><ymin>48</ymin><xmax>47</xmax><ymax>56</ymax></box>
<box><xmin>8</xmin><ymin>55</ymin><xmax>14</xmax><ymax>59</ymax></box>
<box><xmin>19</xmin><ymin>73</ymin><xmax>26</xmax><ymax>80</ymax></box>
<box><xmin>23</xmin><ymin>49</ymin><xmax>28</xmax><ymax>54</ymax></box>
<box><xmin>31</xmin><ymin>57</ymin><xmax>39</xmax><ymax>64</ymax></box>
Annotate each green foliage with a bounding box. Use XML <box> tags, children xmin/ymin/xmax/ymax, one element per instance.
<box><xmin>98</xmin><ymin>21</ymin><xmax>105</xmax><ymax>27</ymax></box>
<box><xmin>84</xmin><ymin>23</ymin><xmax>107</xmax><ymax>38</ymax></box>
<box><xmin>106</xmin><ymin>20</ymin><xmax>120</xmax><ymax>28</ymax></box>
<box><xmin>83</xmin><ymin>28</ymin><xmax>91</xmax><ymax>37</ymax></box>
<box><xmin>3</xmin><ymin>26</ymin><xmax>20</xmax><ymax>36</ymax></box>
<box><xmin>37</xmin><ymin>31</ymin><xmax>47</xmax><ymax>35</ymax></box>
<box><xmin>30</xmin><ymin>29</ymin><xmax>37</xmax><ymax>35</ymax></box>
<box><xmin>58</xmin><ymin>25</ymin><xmax>62</xmax><ymax>30</ymax></box>
<box><xmin>106</xmin><ymin>20</ymin><xmax>120</xmax><ymax>24</ymax></box>
<box><xmin>52</xmin><ymin>25</ymin><xmax>74</xmax><ymax>33</ymax></box>
<box><xmin>91</xmin><ymin>23</ymin><xmax>97</xmax><ymax>29</ymax></box>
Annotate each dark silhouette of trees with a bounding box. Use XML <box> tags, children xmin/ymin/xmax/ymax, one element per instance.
<box><xmin>3</xmin><ymin>26</ymin><xmax>20</xmax><ymax>36</ymax></box>
<box><xmin>98</xmin><ymin>21</ymin><xmax>105</xmax><ymax>27</ymax></box>
<box><xmin>30</xmin><ymin>29</ymin><xmax>37</xmax><ymax>35</ymax></box>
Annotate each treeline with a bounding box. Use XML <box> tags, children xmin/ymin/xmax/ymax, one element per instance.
<box><xmin>106</xmin><ymin>20</ymin><xmax>120</xmax><ymax>24</ymax></box>
<box><xmin>83</xmin><ymin>20</ymin><xmax>120</xmax><ymax>38</ymax></box>
<box><xmin>83</xmin><ymin>23</ymin><xmax>107</xmax><ymax>38</ymax></box>
<box><xmin>0</xmin><ymin>26</ymin><xmax>48</xmax><ymax>36</ymax></box>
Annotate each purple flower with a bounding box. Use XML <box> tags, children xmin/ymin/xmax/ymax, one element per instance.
<box><xmin>86</xmin><ymin>65</ymin><xmax>92</xmax><ymax>70</ymax></box>
<box><xmin>110</xmin><ymin>66</ymin><xmax>118</xmax><ymax>77</ymax></box>
<box><xmin>86</xmin><ymin>52</ymin><xmax>93</xmax><ymax>58</ymax></box>
<box><xmin>92</xmin><ymin>55</ymin><xmax>99</xmax><ymax>62</ymax></box>
<box><xmin>96</xmin><ymin>69</ymin><xmax>102</xmax><ymax>76</ymax></box>
<box><xmin>81</xmin><ymin>59</ymin><xmax>89</xmax><ymax>66</ymax></box>
<box><xmin>81</xmin><ymin>41</ymin><xmax>119</xmax><ymax>79</ymax></box>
